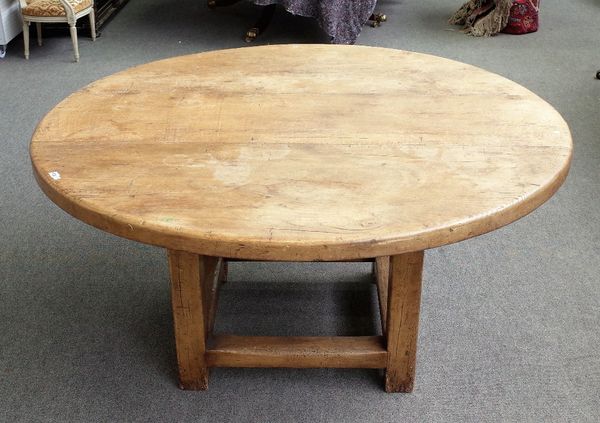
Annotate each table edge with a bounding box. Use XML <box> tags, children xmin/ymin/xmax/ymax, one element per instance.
<box><xmin>31</xmin><ymin>148</ymin><xmax>572</xmax><ymax>261</ymax></box>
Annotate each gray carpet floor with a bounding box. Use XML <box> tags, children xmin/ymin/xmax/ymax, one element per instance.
<box><xmin>1</xmin><ymin>0</ymin><xmax>599</xmax><ymax>421</ymax></box>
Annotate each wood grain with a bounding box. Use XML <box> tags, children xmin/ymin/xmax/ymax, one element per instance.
<box><xmin>30</xmin><ymin>45</ymin><xmax>572</xmax><ymax>261</ymax></box>
<box><xmin>206</xmin><ymin>335</ymin><xmax>387</xmax><ymax>368</ymax></box>
<box><xmin>167</xmin><ymin>250</ymin><xmax>209</xmax><ymax>390</ymax></box>
<box><xmin>385</xmin><ymin>251</ymin><xmax>424</xmax><ymax>393</ymax></box>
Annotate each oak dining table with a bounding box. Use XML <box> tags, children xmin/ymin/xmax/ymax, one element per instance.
<box><xmin>30</xmin><ymin>44</ymin><xmax>572</xmax><ymax>392</ymax></box>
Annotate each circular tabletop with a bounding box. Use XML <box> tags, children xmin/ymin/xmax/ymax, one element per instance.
<box><xmin>30</xmin><ymin>45</ymin><xmax>572</xmax><ymax>261</ymax></box>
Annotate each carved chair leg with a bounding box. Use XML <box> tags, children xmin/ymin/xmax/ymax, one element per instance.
<box><xmin>36</xmin><ymin>23</ymin><xmax>42</xmax><ymax>46</ymax></box>
<box><xmin>23</xmin><ymin>22</ymin><xmax>30</xmax><ymax>59</ymax></box>
<box><xmin>89</xmin><ymin>10</ymin><xmax>96</xmax><ymax>41</ymax></box>
<box><xmin>245</xmin><ymin>4</ymin><xmax>276</xmax><ymax>42</ymax></box>
<box><xmin>369</xmin><ymin>12</ymin><xmax>387</xmax><ymax>28</ymax></box>
<box><xmin>69</xmin><ymin>23</ymin><xmax>79</xmax><ymax>62</ymax></box>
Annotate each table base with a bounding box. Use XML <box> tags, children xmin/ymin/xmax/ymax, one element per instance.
<box><xmin>167</xmin><ymin>250</ymin><xmax>424</xmax><ymax>393</ymax></box>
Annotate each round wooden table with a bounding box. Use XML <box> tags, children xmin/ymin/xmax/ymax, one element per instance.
<box><xmin>30</xmin><ymin>45</ymin><xmax>572</xmax><ymax>393</ymax></box>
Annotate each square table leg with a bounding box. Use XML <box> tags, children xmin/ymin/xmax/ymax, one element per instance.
<box><xmin>167</xmin><ymin>250</ymin><xmax>210</xmax><ymax>390</ymax></box>
<box><xmin>384</xmin><ymin>251</ymin><xmax>424</xmax><ymax>393</ymax></box>
<box><xmin>375</xmin><ymin>256</ymin><xmax>390</xmax><ymax>333</ymax></box>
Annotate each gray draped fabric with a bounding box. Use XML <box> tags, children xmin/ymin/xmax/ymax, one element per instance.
<box><xmin>252</xmin><ymin>0</ymin><xmax>378</xmax><ymax>44</ymax></box>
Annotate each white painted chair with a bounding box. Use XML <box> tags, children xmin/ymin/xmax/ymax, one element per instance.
<box><xmin>19</xmin><ymin>0</ymin><xmax>95</xmax><ymax>62</ymax></box>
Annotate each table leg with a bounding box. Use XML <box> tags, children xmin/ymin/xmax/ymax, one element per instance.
<box><xmin>375</xmin><ymin>256</ymin><xmax>390</xmax><ymax>333</ymax></box>
<box><xmin>167</xmin><ymin>250</ymin><xmax>209</xmax><ymax>390</ymax></box>
<box><xmin>384</xmin><ymin>251</ymin><xmax>424</xmax><ymax>393</ymax></box>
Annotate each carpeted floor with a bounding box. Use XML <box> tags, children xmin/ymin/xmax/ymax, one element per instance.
<box><xmin>1</xmin><ymin>0</ymin><xmax>599</xmax><ymax>421</ymax></box>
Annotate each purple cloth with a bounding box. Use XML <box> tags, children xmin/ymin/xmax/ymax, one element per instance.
<box><xmin>252</xmin><ymin>0</ymin><xmax>378</xmax><ymax>44</ymax></box>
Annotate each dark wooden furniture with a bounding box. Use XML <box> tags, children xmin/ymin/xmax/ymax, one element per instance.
<box><xmin>41</xmin><ymin>0</ymin><xmax>128</xmax><ymax>34</ymax></box>
<box><xmin>93</xmin><ymin>0</ymin><xmax>128</xmax><ymax>30</ymax></box>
